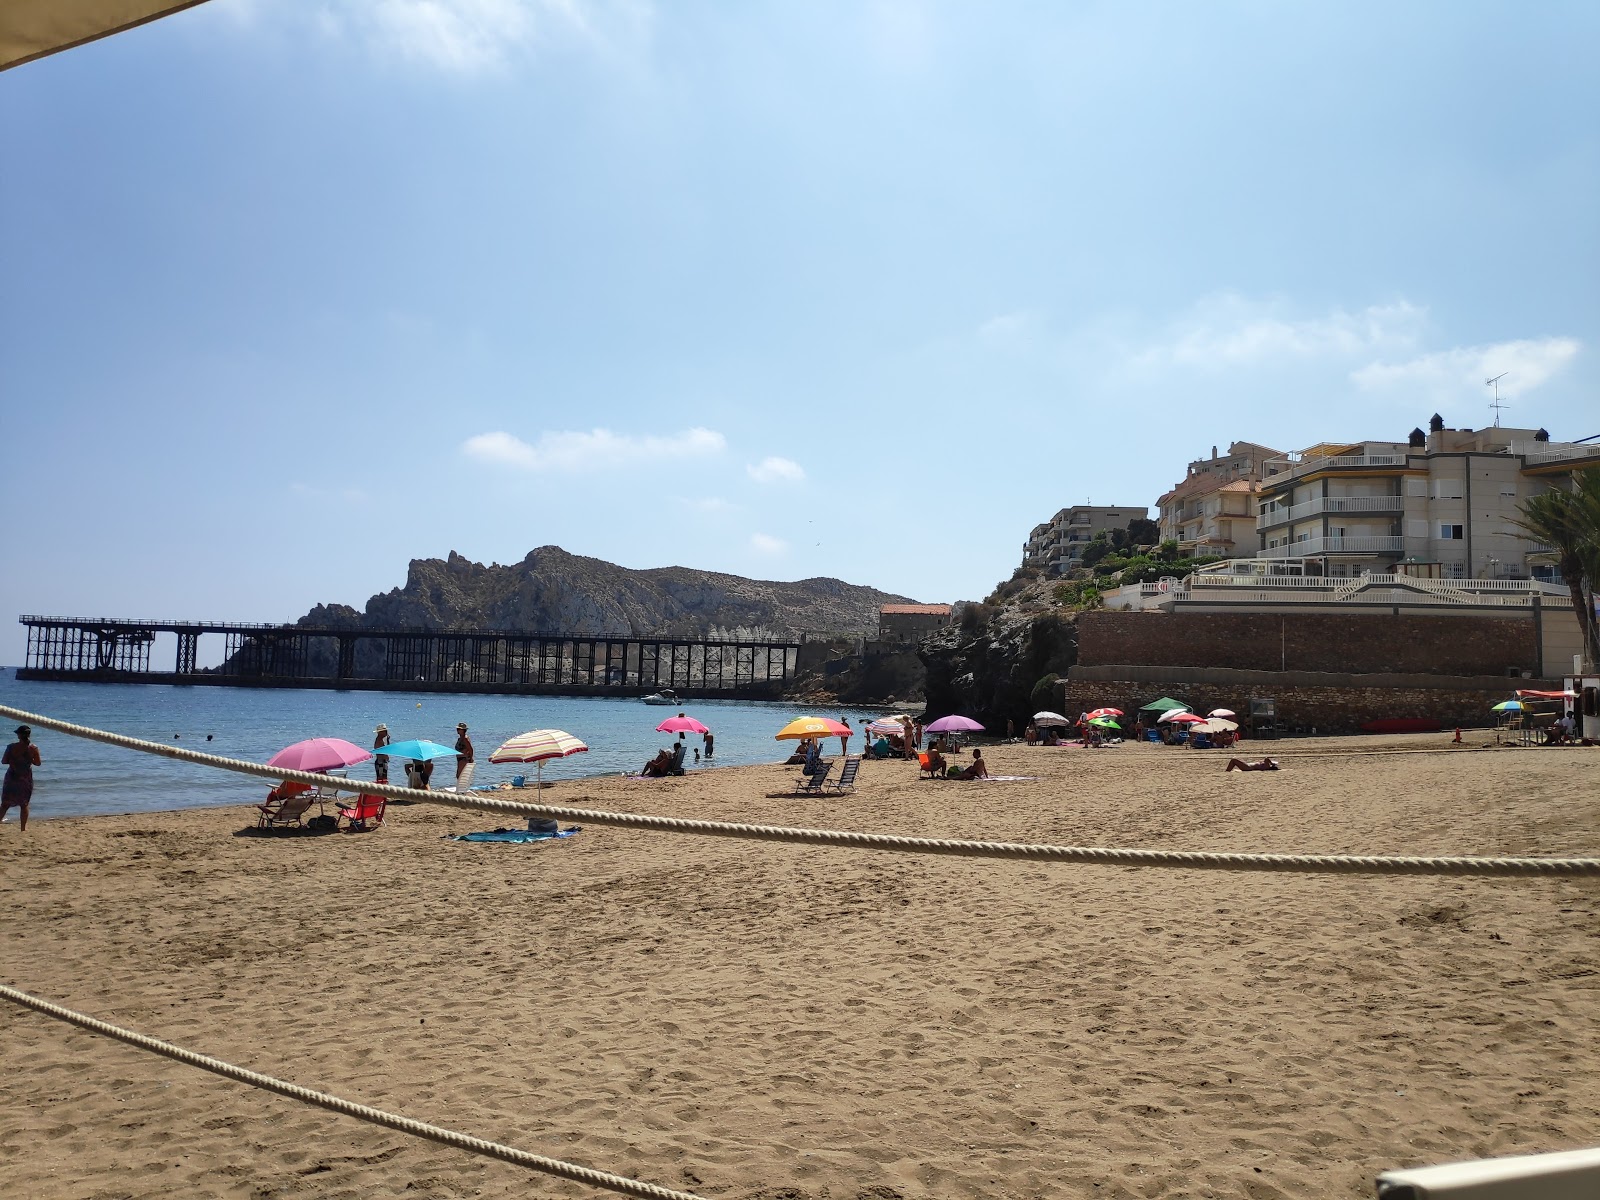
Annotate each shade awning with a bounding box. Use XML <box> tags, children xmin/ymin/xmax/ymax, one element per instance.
<box><xmin>2</xmin><ymin>1</ymin><xmax>212</xmax><ymax>72</ymax></box>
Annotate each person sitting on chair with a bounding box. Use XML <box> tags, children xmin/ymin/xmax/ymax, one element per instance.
<box><xmin>802</xmin><ymin>738</ymin><xmax>825</xmax><ymax>778</ymax></box>
<box><xmin>958</xmin><ymin>747</ymin><xmax>989</xmax><ymax>779</ymax></box>
<box><xmin>1226</xmin><ymin>757</ymin><xmax>1280</xmax><ymax>772</ymax></box>
<box><xmin>923</xmin><ymin>746</ymin><xmax>946</xmax><ymax>777</ymax></box>
<box><xmin>641</xmin><ymin>749</ymin><xmax>674</xmax><ymax>778</ymax></box>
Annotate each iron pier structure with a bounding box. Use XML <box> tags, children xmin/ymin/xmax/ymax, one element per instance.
<box><xmin>17</xmin><ymin>616</ymin><xmax>802</xmax><ymax>699</ymax></box>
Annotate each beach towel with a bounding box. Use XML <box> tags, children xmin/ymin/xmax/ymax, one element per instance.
<box><xmin>451</xmin><ymin>827</ymin><xmax>582</xmax><ymax>844</ymax></box>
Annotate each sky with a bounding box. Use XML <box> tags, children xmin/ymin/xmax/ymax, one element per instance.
<box><xmin>2</xmin><ymin>0</ymin><xmax>1596</xmax><ymax>665</ymax></box>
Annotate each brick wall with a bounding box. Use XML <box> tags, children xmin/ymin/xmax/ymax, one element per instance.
<box><xmin>1076</xmin><ymin>610</ymin><xmax>1537</xmax><ymax>676</ymax></box>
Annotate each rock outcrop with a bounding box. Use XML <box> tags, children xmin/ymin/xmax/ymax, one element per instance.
<box><xmin>917</xmin><ymin>590</ymin><xmax>1080</xmax><ymax>730</ymax></box>
<box><xmin>296</xmin><ymin>547</ymin><xmax>912</xmax><ymax>639</ymax></box>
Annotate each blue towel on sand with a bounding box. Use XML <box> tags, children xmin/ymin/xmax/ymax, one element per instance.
<box><xmin>452</xmin><ymin>827</ymin><xmax>581</xmax><ymax>844</ymax></box>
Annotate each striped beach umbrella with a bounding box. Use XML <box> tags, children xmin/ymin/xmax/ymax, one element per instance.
<box><xmin>489</xmin><ymin>729</ymin><xmax>589</xmax><ymax>788</ymax></box>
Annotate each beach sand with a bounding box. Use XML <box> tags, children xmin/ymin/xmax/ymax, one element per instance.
<box><xmin>1</xmin><ymin>733</ymin><xmax>1597</xmax><ymax>1199</ymax></box>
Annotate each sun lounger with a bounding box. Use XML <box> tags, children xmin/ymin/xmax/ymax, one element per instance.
<box><xmin>826</xmin><ymin>756</ymin><xmax>861</xmax><ymax>793</ymax></box>
<box><xmin>795</xmin><ymin>762</ymin><xmax>833</xmax><ymax>795</ymax></box>
<box><xmin>337</xmin><ymin>794</ymin><xmax>386</xmax><ymax>832</ymax></box>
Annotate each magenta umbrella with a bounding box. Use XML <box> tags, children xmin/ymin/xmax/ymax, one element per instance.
<box><xmin>1161</xmin><ymin>712</ymin><xmax>1207</xmax><ymax>725</ymax></box>
<box><xmin>924</xmin><ymin>715</ymin><xmax>985</xmax><ymax>733</ymax></box>
<box><xmin>656</xmin><ymin>715</ymin><xmax>710</xmax><ymax>735</ymax></box>
<box><xmin>267</xmin><ymin>737</ymin><xmax>373</xmax><ymax>773</ymax></box>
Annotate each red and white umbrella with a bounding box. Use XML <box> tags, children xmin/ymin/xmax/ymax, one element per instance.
<box><xmin>489</xmin><ymin>729</ymin><xmax>589</xmax><ymax>787</ymax></box>
<box><xmin>1086</xmin><ymin>707</ymin><xmax>1123</xmax><ymax>719</ymax></box>
<box><xmin>1160</xmin><ymin>711</ymin><xmax>1206</xmax><ymax>724</ymax></box>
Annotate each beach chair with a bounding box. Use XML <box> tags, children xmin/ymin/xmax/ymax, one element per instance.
<box><xmin>826</xmin><ymin>756</ymin><xmax>861</xmax><ymax>793</ymax></box>
<box><xmin>795</xmin><ymin>762</ymin><xmax>833</xmax><ymax>795</ymax></box>
<box><xmin>917</xmin><ymin>752</ymin><xmax>940</xmax><ymax>779</ymax></box>
<box><xmin>257</xmin><ymin>786</ymin><xmax>316</xmax><ymax>828</ymax></box>
<box><xmin>337</xmin><ymin>794</ymin><xmax>386</xmax><ymax>832</ymax></box>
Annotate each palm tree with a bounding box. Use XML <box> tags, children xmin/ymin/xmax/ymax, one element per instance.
<box><xmin>1516</xmin><ymin>467</ymin><xmax>1600</xmax><ymax>670</ymax></box>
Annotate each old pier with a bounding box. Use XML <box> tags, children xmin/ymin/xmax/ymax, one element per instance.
<box><xmin>17</xmin><ymin>615</ymin><xmax>802</xmax><ymax>699</ymax></box>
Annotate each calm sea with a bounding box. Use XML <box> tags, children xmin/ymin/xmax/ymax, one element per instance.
<box><xmin>0</xmin><ymin>670</ymin><xmax>884</xmax><ymax>820</ymax></box>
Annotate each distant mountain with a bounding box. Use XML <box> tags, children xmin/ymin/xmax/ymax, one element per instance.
<box><xmin>295</xmin><ymin>546</ymin><xmax>915</xmax><ymax>639</ymax></box>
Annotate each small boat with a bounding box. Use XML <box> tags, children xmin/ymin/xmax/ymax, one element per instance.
<box><xmin>641</xmin><ymin>689</ymin><xmax>679</xmax><ymax>706</ymax></box>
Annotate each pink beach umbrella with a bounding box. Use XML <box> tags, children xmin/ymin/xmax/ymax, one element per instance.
<box><xmin>1162</xmin><ymin>712</ymin><xmax>1207</xmax><ymax>725</ymax></box>
<box><xmin>267</xmin><ymin>737</ymin><xmax>373</xmax><ymax>774</ymax></box>
<box><xmin>1208</xmin><ymin>708</ymin><xmax>1237</xmax><ymax>719</ymax></box>
<box><xmin>656</xmin><ymin>715</ymin><xmax>710</xmax><ymax>735</ymax></box>
<box><xmin>924</xmin><ymin>715</ymin><xmax>985</xmax><ymax>733</ymax></box>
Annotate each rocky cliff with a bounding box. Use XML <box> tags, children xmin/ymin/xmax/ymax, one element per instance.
<box><xmin>296</xmin><ymin>546</ymin><xmax>913</xmax><ymax>639</ymax></box>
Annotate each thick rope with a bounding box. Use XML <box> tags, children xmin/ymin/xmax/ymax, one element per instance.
<box><xmin>0</xmin><ymin>984</ymin><xmax>705</xmax><ymax>1200</ymax></box>
<box><xmin>4</xmin><ymin>704</ymin><xmax>1598</xmax><ymax>879</ymax></box>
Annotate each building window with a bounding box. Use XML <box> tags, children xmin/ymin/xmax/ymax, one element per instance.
<box><xmin>1438</xmin><ymin>524</ymin><xmax>1464</xmax><ymax>540</ymax></box>
<box><xmin>1434</xmin><ymin>479</ymin><xmax>1463</xmax><ymax>500</ymax></box>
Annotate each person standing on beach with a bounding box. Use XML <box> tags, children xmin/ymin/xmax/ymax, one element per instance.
<box><xmin>373</xmin><ymin>724</ymin><xmax>391</xmax><ymax>784</ymax></box>
<box><xmin>703</xmin><ymin>728</ymin><xmax>714</xmax><ymax>759</ymax></box>
<box><xmin>454</xmin><ymin>723</ymin><xmax>475</xmax><ymax>792</ymax></box>
<box><xmin>838</xmin><ymin>717</ymin><xmax>852</xmax><ymax>756</ymax></box>
<box><xmin>900</xmin><ymin>716</ymin><xmax>917</xmax><ymax>759</ymax></box>
<box><xmin>1</xmin><ymin>725</ymin><xmax>41</xmax><ymax>832</ymax></box>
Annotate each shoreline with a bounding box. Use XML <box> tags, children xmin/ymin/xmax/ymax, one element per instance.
<box><xmin>2</xmin><ymin>734</ymin><xmax>1596</xmax><ymax>1198</ymax></box>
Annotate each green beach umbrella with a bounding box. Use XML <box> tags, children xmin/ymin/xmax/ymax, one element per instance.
<box><xmin>1490</xmin><ymin>700</ymin><xmax>1522</xmax><ymax>712</ymax></box>
<box><xmin>1139</xmin><ymin>697</ymin><xmax>1190</xmax><ymax>713</ymax></box>
<box><xmin>1088</xmin><ymin>717</ymin><xmax>1120</xmax><ymax>729</ymax></box>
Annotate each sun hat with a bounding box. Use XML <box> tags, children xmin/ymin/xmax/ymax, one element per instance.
<box><xmin>374</xmin><ymin>723</ymin><xmax>388</xmax><ymax>733</ymax></box>
<box><xmin>457</xmin><ymin>722</ymin><xmax>468</xmax><ymax>730</ymax></box>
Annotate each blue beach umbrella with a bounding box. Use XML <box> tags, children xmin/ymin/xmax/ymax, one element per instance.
<box><xmin>379</xmin><ymin>739</ymin><xmax>460</xmax><ymax>761</ymax></box>
<box><xmin>1490</xmin><ymin>700</ymin><xmax>1522</xmax><ymax>713</ymax></box>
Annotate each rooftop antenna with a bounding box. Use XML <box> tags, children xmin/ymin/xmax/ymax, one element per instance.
<box><xmin>1486</xmin><ymin>372</ymin><xmax>1509</xmax><ymax>426</ymax></box>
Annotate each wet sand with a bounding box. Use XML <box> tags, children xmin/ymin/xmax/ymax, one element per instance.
<box><xmin>1</xmin><ymin>733</ymin><xmax>1597</xmax><ymax>1199</ymax></box>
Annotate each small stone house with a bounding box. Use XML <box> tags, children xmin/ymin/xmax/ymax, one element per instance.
<box><xmin>879</xmin><ymin>604</ymin><xmax>953</xmax><ymax>643</ymax></box>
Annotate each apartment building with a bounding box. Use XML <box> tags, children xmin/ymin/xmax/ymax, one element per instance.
<box><xmin>1022</xmin><ymin>505</ymin><xmax>1146</xmax><ymax>576</ymax></box>
<box><xmin>1255</xmin><ymin>425</ymin><xmax>1600</xmax><ymax>579</ymax></box>
<box><xmin>1156</xmin><ymin>442</ymin><xmax>1285</xmax><ymax>554</ymax></box>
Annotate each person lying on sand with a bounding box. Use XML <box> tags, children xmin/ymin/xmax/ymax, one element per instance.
<box><xmin>1226</xmin><ymin>758</ymin><xmax>1280</xmax><ymax>772</ymax></box>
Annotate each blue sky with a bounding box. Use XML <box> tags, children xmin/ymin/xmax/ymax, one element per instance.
<box><xmin>2</xmin><ymin>0</ymin><xmax>1596</xmax><ymax>664</ymax></box>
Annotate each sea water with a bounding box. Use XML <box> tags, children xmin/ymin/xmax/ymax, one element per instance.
<box><xmin>0</xmin><ymin>669</ymin><xmax>883</xmax><ymax>819</ymax></box>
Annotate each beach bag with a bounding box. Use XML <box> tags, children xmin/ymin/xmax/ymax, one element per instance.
<box><xmin>307</xmin><ymin>814</ymin><xmax>339</xmax><ymax>834</ymax></box>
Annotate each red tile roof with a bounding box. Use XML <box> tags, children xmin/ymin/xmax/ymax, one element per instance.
<box><xmin>880</xmin><ymin>604</ymin><xmax>952</xmax><ymax>616</ymax></box>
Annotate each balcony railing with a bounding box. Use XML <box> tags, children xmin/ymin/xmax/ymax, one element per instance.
<box><xmin>1263</xmin><ymin>453</ymin><xmax>1408</xmax><ymax>483</ymax></box>
<box><xmin>1258</xmin><ymin>495</ymin><xmax>1404</xmax><ymax>529</ymax></box>
<box><xmin>1260</xmin><ymin>535</ymin><xmax>1405</xmax><ymax>559</ymax></box>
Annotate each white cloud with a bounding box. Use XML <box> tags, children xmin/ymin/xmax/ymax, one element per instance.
<box><xmin>977</xmin><ymin>310</ymin><xmax>1040</xmax><ymax>349</ymax></box>
<box><xmin>1351</xmin><ymin>337</ymin><xmax>1581</xmax><ymax>402</ymax></box>
<box><xmin>746</xmin><ymin>456</ymin><xmax>806</xmax><ymax>484</ymax></box>
<box><xmin>680</xmin><ymin>496</ymin><xmax>736</xmax><ymax>514</ymax></box>
<box><xmin>1135</xmin><ymin>295</ymin><xmax>1426</xmax><ymax>370</ymax></box>
<box><xmin>230</xmin><ymin>0</ymin><xmax>654</xmax><ymax>74</ymax></box>
<box><xmin>462</xmin><ymin>426</ymin><xmax>726</xmax><ymax>471</ymax></box>
<box><xmin>749</xmin><ymin>533</ymin><xmax>787</xmax><ymax>554</ymax></box>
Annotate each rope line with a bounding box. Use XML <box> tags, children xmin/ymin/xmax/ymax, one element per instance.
<box><xmin>0</xmin><ymin>984</ymin><xmax>706</xmax><ymax>1200</ymax></box>
<box><xmin>4</xmin><ymin>703</ymin><xmax>1598</xmax><ymax>879</ymax></box>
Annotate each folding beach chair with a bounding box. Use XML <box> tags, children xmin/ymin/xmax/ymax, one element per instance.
<box><xmin>337</xmin><ymin>794</ymin><xmax>387</xmax><ymax>832</ymax></box>
<box><xmin>795</xmin><ymin>762</ymin><xmax>833</xmax><ymax>795</ymax></box>
<box><xmin>257</xmin><ymin>784</ymin><xmax>316</xmax><ymax>828</ymax></box>
<box><xmin>826</xmin><ymin>756</ymin><xmax>861</xmax><ymax>793</ymax></box>
<box><xmin>917</xmin><ymin>752</ymin><xmax>940</xmax><ymax>779</ymax></box>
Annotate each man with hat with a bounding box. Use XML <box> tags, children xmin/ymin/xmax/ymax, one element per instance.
<box><xmin>454</xmin><ymin>722</ymin><xmax>475</xmax><ymax>792</ymax></box>
<box><xmin>2</xmin><ymin>725</ymin><xmax>41</xmax><ymax>831</ymax></box>
<box><xmin>373</xmin><ymin>723</ymin><xmax>391</xmax><ymax>783</ymax></box>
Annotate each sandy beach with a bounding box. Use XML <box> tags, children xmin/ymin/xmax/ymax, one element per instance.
<box><xmin>1</xmin><ymin>733</ymin><xmax>1597</xmax><ymax>1199</ymax></box>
